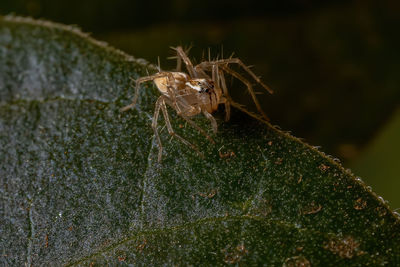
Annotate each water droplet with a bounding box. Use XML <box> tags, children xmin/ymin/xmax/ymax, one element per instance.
<box><xmin>355</xmin><ymin>177</ymin><xmax>363</xmax><ymax>182</ymax></box>
<box><xmin>393</xmin><ymin>211</ymin><xmax>400</xmax><ymax>219</ymax></box>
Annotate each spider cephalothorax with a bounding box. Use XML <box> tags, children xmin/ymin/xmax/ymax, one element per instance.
<box><xmin>186</xmin><ymin>79</ymin><xmax>220</xmax><ymax>113</ymax></box>
<box><xmin>186</xmin><ymin>79</ymin><xmax>214</xmax><ymax>93</ymax></box>
<box><xmin>121</xmin><ymin>46</ymin><xmax>273</xmax><ymax>161</ymax></box>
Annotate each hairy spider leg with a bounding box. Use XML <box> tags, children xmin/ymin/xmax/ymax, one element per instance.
<box><xmin>171</xmin><ymin>46</ymin><xmax>196</xmax><ymax>78</ymax></box>
<box><xmin>228</xmin><ymin>98</ymin><xmax>268</xmax><ymax>123</ymax></box>
<box><xmin>172</xmin><ymin>45</ymin><xmax>192</xmax><ymax>72</ymax></box>
<box><xmin>196</xmin><ymin>58</ymin><xmax>274</xmax><ymax>94</ymax></box>
<box><xmin>120</xmin><ymin>72</ymin><xmax>179</xmax><ymax>112</ymax></box>
<box><xmin>153</xmin><ymin>95</ymin><xmax>203</xmax><ymax>162</ymax></box>
<box><xmin>210</xmin><ymin>63</ymin><xmax>230</xmax><ymax>121</ymax></box>
<box><xmin>211</xmin><ymin>63</ymin><xmax>218</xmax><ymax>82</ymax></box>
<box><xmin>202</xmin><ymin>109</ymin><xmax>218</xmax><ymax>134</ymax></box>
<box><xmin>220</xmin><ymin>65</ymin><xmax>270</xmax><ymax>121</ymax></box>
<box><xmin>194</xmin><ymin>65</ymin><xmax>210</xmax><ymax>79</ymax></box>
<box><xmin>217</xmin><ymin>69</ymin><xmax>231</xmax><ymax>121</ymax></box>
<box><xmin>163</xmin><ymin>97</ymin><xmax>215</xmax><ymax>144</ymax></box>
<box><xmin>171</xmin><ymin>46</ymin><xmax>209</xmax><ymax>79</ymax></box>
<box><xmin>176</xmin><ymin>55</ymin><xmax>182</xmax><ymax>72</ymax></box>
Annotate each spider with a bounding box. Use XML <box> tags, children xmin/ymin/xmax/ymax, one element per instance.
<box><xmin>121</xmin><ymin>46</ymin><xmax>273</xmax><ymax>162</ymax></box>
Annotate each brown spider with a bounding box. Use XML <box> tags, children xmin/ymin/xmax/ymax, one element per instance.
<box><xmin>121</xmin><ymin>46</ymin><xmax>273</xmax><ymax>162</ymax></box>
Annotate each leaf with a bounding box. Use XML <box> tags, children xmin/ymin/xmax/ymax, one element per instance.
<box><xmin>0</xmin><ymin>15</ymin><xmax>399</xmax><ymax>266</ymax></box>
<box><xmin>352</xmin><ymin>109</ymin><xmax>400</xmax><ymax>210</ymax></box>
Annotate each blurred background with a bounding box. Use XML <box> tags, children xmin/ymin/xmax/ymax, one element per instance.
<box><xmin>1</xmin><ymin>0</ymin><xmax>399</xmax><ymax>209</ymax></box>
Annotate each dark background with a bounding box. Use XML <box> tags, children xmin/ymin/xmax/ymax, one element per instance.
<box><xmin>1</xmin><ymin>0</ymin><xmax>399</xmax><ymax>208</ymax></box>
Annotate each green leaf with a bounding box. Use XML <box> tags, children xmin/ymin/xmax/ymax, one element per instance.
<box><xmin>1</xmin><ymin>15</ymin><xmax>399</xmax><ymax>266</ymax></box>
<box><xmin>352</xmin><ymin>109</ymin><xmax>400</xmax><ymax>210</ymax></box>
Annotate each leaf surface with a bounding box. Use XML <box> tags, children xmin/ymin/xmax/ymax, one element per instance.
<box><xmin>0</xmin><ymin>16</ymin><xmax>399</xmax><ymax>266</ymax></box>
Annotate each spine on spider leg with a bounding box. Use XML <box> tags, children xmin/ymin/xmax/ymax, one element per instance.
<box><xmin>120</xmin><ymin>77</ymin><xmax>138</xmax><ymax>112</ymax></box>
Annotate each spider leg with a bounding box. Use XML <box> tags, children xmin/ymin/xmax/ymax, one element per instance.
<box><xmin>157</xmin><ymin>96</ymin><xmax>204</xmax><ymax>161</ymax></box>
<box><xmin>175</xmin><ymin>54</ymin><xmax>182</xmax><ymax>72</ymax></box>
<box><xmin>228</xmin><ymin>98</ymin><xmax>268</xmax><ymax>123</ymax></box>
<box><xmin>196</xmin><ymin>58</ymin><xmax>273</xmax><ymax>94</ymax></box>
<box><xmin>218</xmin><ymin>70</ymin><xmax>231</xmax><ymax>121</ymax></box>
<box><xmin>120</xmin><ymin>72</ymin><xmax>179</xmax><ymax>112</ymax></box>
<box><xmin>152</xmin><ymin>96</ymin><xmax>164</xmax><ymax>162</ymax></box>
<box><xmin>211</xmin><ymin>63</ymin><xmax>218</xmax><ymax>82</ymax></box>
<box><xmin>180</xmin><ymin>114</ymin><xmax>216</xmax><ymax>144</ymax></box>
<box><xmin>202</xmin><ymin>109</ymin><xmax>218</xmax><ymax>134</ymax></box>
<box><xmin>166</xmin><ymin>55</ymin><xmax>181</xmax><ymax>72</ymax></box>
<box><xmin>171</xmin><ymin>46</ymin><xmax>197</xmax><ymax>78</ymax></box>
<box><xmin>163</xmin><ymin>98</ymin><xmax>215</xmax><ymax>144</ymax></box>
<box><xmin>210</xmin><ymin>64</ymin><xmax>230</xmax><ymax>121</ymax></box>
<box><xmin>194</xmin><ymin>65</ymin><xmax>210</xmax><ymax>79</ymax></box>
<box><xmin>194</xmin><ymin>49</ymin><xmax>211</xmax><ymax>79</ymax></box>
<box><xmin>220</xmin><ymin>65</ymin><xmax>270</xmax><ymax>121</ymax></box>
<box><xmin>164</xmin><ymin>81</ymin><xmax>181</xmax><ymax>114</ymax></box>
